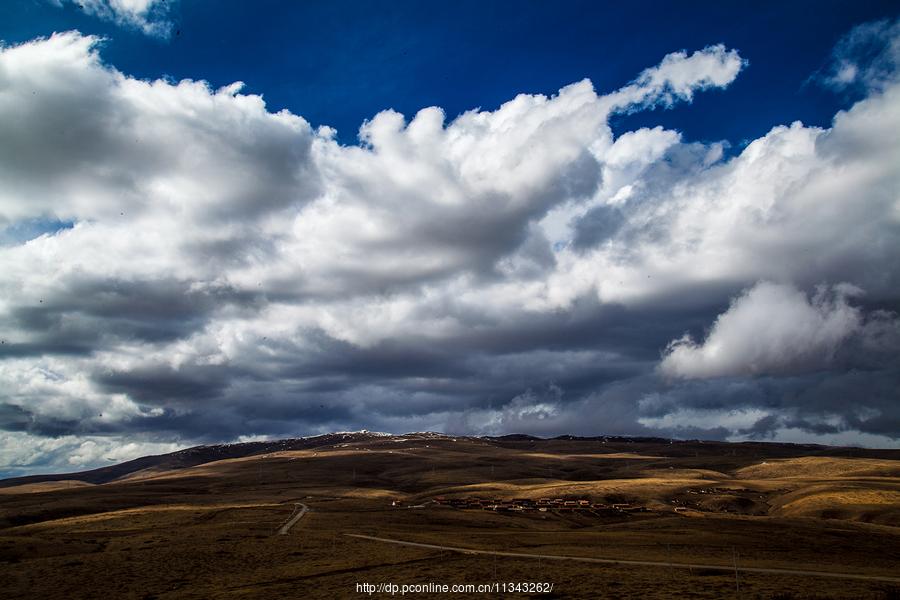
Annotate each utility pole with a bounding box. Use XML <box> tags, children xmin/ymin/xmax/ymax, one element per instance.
<box><xmin>667</xmin><ymin>544</ymin><xmax>673</xmax><ymax>580</ymax></box>
<box><xmin>732</xmin><ymin>546</ymin><xmax>740</xmax><ymax>596</ymax></box>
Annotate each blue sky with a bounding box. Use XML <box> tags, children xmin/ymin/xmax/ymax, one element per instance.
<box><xmin>1</xmin><ymin>1</ymin><xmax>899</xmax><ymax>476</ymax></box>
<box><xmin>3</xmin><ymin>1</ymin><xmax>898</xmax><ymax>145</ymax></box>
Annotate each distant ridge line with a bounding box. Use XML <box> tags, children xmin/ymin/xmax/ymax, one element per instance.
<box><xmin>2</xmin><ymin>430</ymin><xmax>896</xmax><ymax>487</ymax></box>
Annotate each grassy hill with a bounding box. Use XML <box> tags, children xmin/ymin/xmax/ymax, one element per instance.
<box><xmin>1</xmin><ymin>432</ymin><xmax>898</xmax><ymax>599</ymax></box>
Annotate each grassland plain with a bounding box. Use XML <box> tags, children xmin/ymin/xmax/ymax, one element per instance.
<box><xmin>0</xmin><ymin>433</ymin><xmax>898</xmax><ymax>599</ymax></box>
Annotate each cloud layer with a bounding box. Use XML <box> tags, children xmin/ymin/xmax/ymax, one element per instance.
<box><xmin>1</xmin><ymin>21</ymin><xmax>899</xmax><ymax>476</ymax></box>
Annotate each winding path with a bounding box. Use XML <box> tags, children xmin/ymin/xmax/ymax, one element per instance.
<box><xmin>277</xmin><ymin>503</ymin><xmax>308</xmax><ymax>535</ymax></box>
<box><xmin>344</xmin><ymin>533</ymin><xmax>900</xmax><ymax>584</ymax></box>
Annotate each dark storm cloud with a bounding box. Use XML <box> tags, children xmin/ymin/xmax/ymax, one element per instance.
<box><xmin>95</xmin><ymin>364</ymin><xmax>232</xmax><ymax>404</ymax></box>
<box><xmin>281</xmin><ymin>333</ymin><xmax>474</xmax><ymax>380</ymax></box>
<box><xmin>0</xmin><ymin>403</ymin><xmax>34</xmax><ymax>432</ymax></box>
<box><xmin>3</xmin><ymin>276</ymin><xmax>264</xmax><ymax>356</ymax></box>
<box><xmin>46</xmin><ymin>296</ymin><xmax>673</xmax><ymax>441</ymax></box>
<box><xmin>641</xmin><ymin>369</ymin><xmax>900</xmax><ymax>442</ymax></box>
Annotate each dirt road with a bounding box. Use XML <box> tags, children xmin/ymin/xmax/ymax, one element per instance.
<box><xmin>345</xmin><ymin>533</ymin><xmax>900</xmax><ymax>584</ymax></box>
<box><xmin>277</xmin><ymin>503</ymin><xmax>308</xmax><ymax>535</ymax></box>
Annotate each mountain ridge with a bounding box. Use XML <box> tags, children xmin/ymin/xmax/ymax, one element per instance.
<box><xmin>3</xmin><ymin>430</ymin><xmax>899</xmax><ymax>488</ymax></box>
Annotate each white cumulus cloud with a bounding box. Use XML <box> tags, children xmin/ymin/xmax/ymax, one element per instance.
<box><xmin>660</xmin><ymin>282</ymin><xmax>899</xmax><ymax>378</ymax></box>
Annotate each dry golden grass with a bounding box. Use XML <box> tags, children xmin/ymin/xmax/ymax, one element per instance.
<box><xmin>519</xmin><ymin>452</ymin><xmax>663</xmax><ymax>460</ymax></box>
<box><xmin>1</xmin><ymin>435</ymin><xmax>898</xmax><ymax>599</ymax></box>
<box><xmin>736</xmin><ymin>456</ymin><xmax>900</xmax><ymax>480</ymax></box>
<box><xmin>0</xmin><ymin>480</ymin><xmax>94</xmax><ymax>494</ymax></box>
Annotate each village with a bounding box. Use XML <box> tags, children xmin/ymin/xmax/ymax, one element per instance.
<box><xmin>413</xmin><ymin>496</ymin><xmax>648</xmax><ymax>515</ymax></box>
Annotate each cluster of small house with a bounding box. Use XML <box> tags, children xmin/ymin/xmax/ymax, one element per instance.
<box><xmin>428</xmin><ymin>496</ymin><xmax>646</xmax><ymax>514</ymax></box>
<box><xmin>686</xmin><ymin>487</ymin><xmax>753</xmax><ymax>495</ymax></box>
